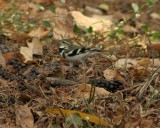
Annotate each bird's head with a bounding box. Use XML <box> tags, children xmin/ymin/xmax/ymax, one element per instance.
<box><xmin>59</xmin><ymin>40</ymin><xmax>72</xmax><ymax>50</ymax></box>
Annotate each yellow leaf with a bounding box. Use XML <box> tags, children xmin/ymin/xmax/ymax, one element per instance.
<box><xmin>46</xmin><ymin>108</ymin><xmax>107</xmax><ymax>126</ymax></box>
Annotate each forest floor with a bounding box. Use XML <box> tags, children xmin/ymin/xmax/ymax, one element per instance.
<box><xmin>0</xmin><ymin>0</ymin><xmax>160</xmax><ymax>127</ymax></box>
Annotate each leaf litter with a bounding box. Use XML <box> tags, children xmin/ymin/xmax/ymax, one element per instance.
<box><xmin>0</xmin><ymin>0</ymin><xmax>160</xmax><ymax>127</ymax></box>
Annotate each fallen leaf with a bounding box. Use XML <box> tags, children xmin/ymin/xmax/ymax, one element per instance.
<box><xmin>28</xmin><ymin>26</ymin><xmax>50</xmax><ymax>38</ymax></box>
<box><xmin>46</xmin><ymin>108</ymin><xmax>107</xmax><ymax>126</ymax></box>
<box><xmin>0</xmin><ymin>1</ymin><xmax>8</xmax><ymax>5</ymax></box>
<box><xmin>125</xmin><ymin>119</ymin><xmax>141</xmax><ymax>128</ymax></box>
<box><xmin>103</xmin><ymin>69</ymin><xmax>117</xmax><ymax>80</ymax></box>
<box><xmin>1</xmin><ymin>29</ymin><xmax>32</xmax><ymax>43</ymax></box>
<box><xmin>3</xmin><ymin>52</ymin><xmax>24</xmax><ymax>63</ymax></box>
<box><xmin>53</xmin><ymin>20</ymin><xmax>75</xmax><ymax>39</ymax></box>
<box><xmin>115</xmin><ymin>58</ymin><xmax>138</xmax><ymax>69</ymax></box>
<box><xmin>68</xmin><ymin>11</ymin><xmax>112</xmax><ymax>32</ymax></box>
<box><xmin>32</xmin><ymin>38</ymin><xmax>43</xmax><ymax>55</ymax></box>
<box><xmin>150</xmin><ymin>12</ymin><xmax>160</xmax><ymax>20</ymax></box>
<box><xmin>20</xmin><ymin>38</ymin><xmax>43</xmax><ymax>62</ymax></box>
<box><xmin>147</xmin><ymin>43</ymin><xmax>160</xmax><ymax>57</ymax></box>
<box><xmin>137</xmin><ymin>58</ymin><xmax>150</xmax><ymax>67</ymax></box>
<box><xmin>131</xmin><ymin>67</ymin><xmax>149</xmax><ymax>78</ymax></box>
<box><xmin>76</xmin><ymin>84</ymin><xmax>110</xmax><ymax>98</ymax></box>
<box><xmin>20</xmin><ymin>45</ymin><xmax>33</xmax><ymax>62</ymax></box>
<box><xmin>15</xmin><ymin>105</ymin><xmax>34</xmax><ymax>128</ymax></box>
<box><xmin>0</xmin><ymin>51</ymin><xmax>6</xmax><ymax>67</ymax></box>
<box><xmin>112</xmin><ymin>114</ymin><xmax>123</xmax><ymax>125</ymax></box>
<box><xmin>114</xmin><ymin>72</ymin><xmax>126</xmax><ymax>85</ymax></box>
<box><xmin>141</xmin><ymin>118</ymin><xmax>153</xmax><ymax>128</ymax></box>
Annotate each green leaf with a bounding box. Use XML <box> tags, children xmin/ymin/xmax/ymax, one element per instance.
<box><xmin>87</xmin><ymin>26</ymin><xmax>93</xmax><ymax>33</ymax></box>
<box><xmin>150</xmin><ymin>31</ymin><xmax>160</xmax><ymax>40</ymax></box>
<box><xmin>107</xmin><ymin>33</ymin><xmax>116</xmax><ymax>39</ymax></box>
<box><xmin>0</xmin><ymin>15</ymin><xmax>6</xmax><ymax>19</ymax></box>
<box><xmin>49</xmin><ymin>5</ymin><xmax>55</xmax><ymax>13</ymax></box>
<box><xmin>147</xmin><ymin>0</ymin><xmax>157</xmax><ymax>6</ymax></box>
<box><xmin>132</xmin><ymin>3</ymin><xmax>139</xmax><ymax>13</ymax></box>
<box><xmin>117</xmin><ymin>29</ymin><xmax>125</xmax><ymax>35</ymax></box>
<box><xmin>12</xmin><ymin>16</ymin><xmax>22</xmax><ymax>24</ymax></box>
<box><xmin>141</xmin><ymin>24</ymin><xmax>148</xmax><ymax>31</ymax></box>
<box><xmin>42</xmin><ymin>21</ymin><xmax>51</xmax><ymax>28</ymax></box>
<box><xmin>73</xmin><ymin>24</ymin><xmax>80</xmax><ymax>33</ymax></box>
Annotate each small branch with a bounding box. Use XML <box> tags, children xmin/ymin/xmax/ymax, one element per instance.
<box><xmin>138</xmin><ymin>65</ymin><xmax>160</xmax><ymax>98</ymax></box>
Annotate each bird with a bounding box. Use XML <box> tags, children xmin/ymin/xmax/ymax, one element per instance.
<box><xmin>59</xmin><ymin>39</ymin><xmax>114</xmax><ymax>90</ymax></box>
<box><xmin>59</xmin><ymin>39</ymin><xmax>112</xmax><ymax>65</ymax></box>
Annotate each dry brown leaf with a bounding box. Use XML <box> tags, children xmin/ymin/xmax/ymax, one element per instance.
<box><xmin>68</xmin><ymin>11</ymin><xmax>112</xmax><ymax>32</ymax></box>
<box><xmin>20</xmin><ymin>45</ymin><xmax>33</xmax><ymax>62</ymax></box>
<box><xmin>1</xmin><ymin>29</ymin><xmax>32</xmax><ymax>42</ymax></box>
<box><xmin>15</xmin><ymin>105</ymin><xmax>34</xmax><ymax>128</ymax></box>
<box><xmin>28</xmin><ymin>26</ymin><xmax>50</xmax><ymax>38</ymax></box>
<box><xmin>115</xmin><ymin>58</ymin><xmax>151</xmax><ymax>69</ymax></box>
<box><xmin>32</xmin><ymin>38</ymin><xmax>43</xmax><ymax>55</ymax></box>
<box><xmin>115</xmin><ymin>58</ymin><xmax>138</xmax><ymax>69</ymax></box>
<box><xmin>150</xmin><ymin>12</ymin><xmax>160</xmax><ymax>20</ymax></box>
<box><xmin>123</xmin><ymin>24</ymin><xmax>138</xmax><ymax>33</ymax></box>
<box><xmin>112</xmin><ymin>114</ymin><xmax>123</xmax><ymax>125</ymax></box>
<box><xmin>130</xmin><ymin>68</ymin><xmax>149</xmax><ymax>78</ymax></box>
<box><xmin>53</xmin><ymin>20</ymin><xmax>75</xmax><ymax>39</ymax></box>
<box><xmin>124</xmin><ymin>119</ymin><xmax>141</xmax><ymax>128</ymax></box>
<box><xmin>19</xmin><ymin>2</ymin><xmax>40</xmax><ymax>13</ymax></box>
<box><xmin>147</xmin><ymin>43</ymin><xmax>160</xmax><ymax>57</ymax></box>
<box><xmin>76</xmin><ymin>84</ymin><xmax>110</xmax><ymax>99</ymax></box>
<box><xmin>137</xmin><ymin>58</ymin><xmax>150</xmax><ymax>67</ymax></box>
<box><xmin>20</xmin><ymin>38</ymin><xmax>43</xmax><ymax>62</ymax></box>
<box><xmin>55</xmin><ymin>7</ymin><xmax>69</xmax><ymax>15</ymax></box>
<box><xmin>10</xmin><ymin>32</ymin><xmax>32</xmax><ymax>43</ymax></box>
<box><xmin>2</xmin><ymin>52</ymin><xmax>24</xmax><ymax>63</ymax></box>
<box><xmin>0</xmin><ymin>51</ymin><xmax>6</xmax><ymax>67</ymax></box>
<box><xmin>141</xmin><ymin>118</ymin><xmax>153</xmax><ymax>128</ymax></box>
<box><xmin>115</xmin><ymin>72</ymin><xmax>126</xmax><ymax>85</ymax></box>
<box><xmin>103</xmin><ymin>69</ymin><xmax>117</xmax><ymax>80</ymax></box>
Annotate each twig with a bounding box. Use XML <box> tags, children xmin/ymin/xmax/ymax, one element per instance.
<box><xmin>138</xmin><ymin>65</ymin><xmax>160</xmax><ymax>98</ymax></box>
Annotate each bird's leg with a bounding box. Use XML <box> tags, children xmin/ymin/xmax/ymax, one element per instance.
<box><xmin>69</xmin><ymin>62</ymin><xmax>74</xmax><ymax>68</ymax></box>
